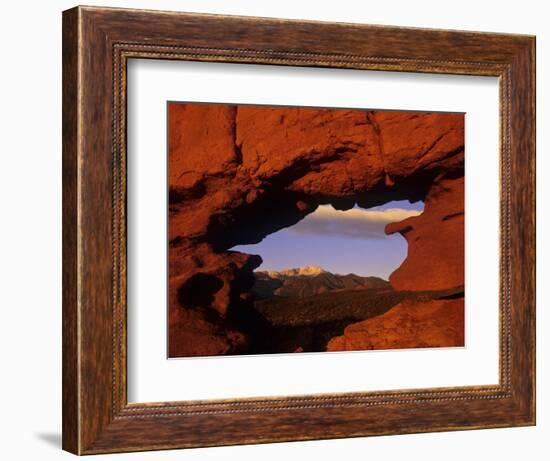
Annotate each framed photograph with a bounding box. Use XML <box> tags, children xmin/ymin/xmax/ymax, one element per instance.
<box><xmin>62</xmin><ymin>5</ymin><xmax>535</xmax><ymax>455</ymax></box>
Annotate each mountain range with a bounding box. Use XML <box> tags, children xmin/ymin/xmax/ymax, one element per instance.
<box><xmin>252</xmin><ymin>265</ymin><xmax>389</xmax><ymax>299</ymax></box>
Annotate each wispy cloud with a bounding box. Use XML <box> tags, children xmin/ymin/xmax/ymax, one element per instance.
<box><xmin>284</xmin><ymin>205</ymin><xmax>422</xmax><ymax>240</ymax></box>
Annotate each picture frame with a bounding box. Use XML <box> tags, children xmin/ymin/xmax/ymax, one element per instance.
<box><xmin>62</xmin><ymin>5</ymin><xmax>535</xmax><ymax>455</ymax></box>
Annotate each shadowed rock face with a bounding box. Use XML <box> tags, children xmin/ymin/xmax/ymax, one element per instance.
<box><xmin>168</xmin><ymin>103</ymin><xmax>464</xmax><ymax>357</ymax></box>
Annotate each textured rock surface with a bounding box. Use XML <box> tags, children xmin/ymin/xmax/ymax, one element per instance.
<box><xmin>168</xmin><ymin>103</ymin><xmax>464</xmax><ymax>357</ymax></box>
<box><xmin>326</xmin><ymin>298</ymin><xmax>465</xmax><ymax>351</ymax></box>
<box><xmin>385</xmin><ymin>175</ymin><xmax>464</xmax><ymax>291</ymax></box>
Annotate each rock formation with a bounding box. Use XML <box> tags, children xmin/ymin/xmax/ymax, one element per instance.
<box><xmin>327</xmin><ymin>174</ymin><xmax>465</xmax><ymax>352</ymax></box>
<box><xmin>327</xmin><ymin>297</ymin><xmax>464</xmax><ymax>351</ymax></box>
<box><xmin>167</xmin><ymin>103</ymin><xmax>465</xmax><ymax>357</ymax></box>
<box><xmin>385</xmin><ymin>175</ymin><xmax>464</xmax><ymax>292</ymax></box>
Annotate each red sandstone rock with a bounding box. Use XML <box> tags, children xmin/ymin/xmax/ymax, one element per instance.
<box><xmin>385</xmin><ymin>175</ymin><xmax>464</xmax><ymax>291</ymax></box>
<box><xmin>169</xmin><ymin>104</ymin><xmax>238</xmax><ymax>183</ymax></box>
<box><xmin>167</xmin><ymin>103</ymin><xmax>465</xmax><ymax>357</ymax></box>
<box><xmin>326</xmin><ymin>298</ymin><xmax>464</xmax><ymax>352</ymax></box>
<box><xmin>373</xmin><ymin>112</ymin><xmax>465</xmax><ymax>179</ymax></box>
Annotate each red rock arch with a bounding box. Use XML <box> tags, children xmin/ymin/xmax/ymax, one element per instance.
<box><xmin>168</xmin><ymin>103</ymin><xmax>464</xmax><ymax>357</ymax></box>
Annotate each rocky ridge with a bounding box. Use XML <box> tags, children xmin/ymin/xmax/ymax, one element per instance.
<box><xmin>266</xmin><ymin>265</ymin><xmax>326</xmax><ymax>277</ymax></box>
<box><xmin>253</xmin><ymin>267</ymin><xmax>389</xmax><ymax>299</ymax></box>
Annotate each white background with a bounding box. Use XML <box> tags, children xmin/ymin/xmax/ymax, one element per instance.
<box><xmin>128</xmin><ymin>61</ymin><xmax>499</xmax><ymax>402</ymax></box>
<box><xmin>0</xmin><ymin>0</ymin><xmax>546</xmax><ymax>460</ymax></box>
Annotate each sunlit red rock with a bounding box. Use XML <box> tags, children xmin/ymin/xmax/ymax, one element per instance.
<box><xmin>326</xmin><ymin>298</ymin><xmax>464</xmax><ymax>352</ymax></box>
<box><xmin>167</xmin><ymin>103</ymin><xmax>465</xmax><ymax>357</ymax></box>
<box><xmin>385</xmin><ymin>175</ymin><xmax>464</xmax><ymax>292</ymax></box>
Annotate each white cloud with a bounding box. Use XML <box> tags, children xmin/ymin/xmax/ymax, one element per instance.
<box><xmin>284</xmin><ymin>205</ymin><xmax>422</xmax><ymax>240</ymax></box>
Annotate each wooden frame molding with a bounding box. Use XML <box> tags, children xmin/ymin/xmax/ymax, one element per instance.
<box><xmin>62</xmin><ymin>5</ymin><xmax>535</xmax><ymax>455</ymax></box>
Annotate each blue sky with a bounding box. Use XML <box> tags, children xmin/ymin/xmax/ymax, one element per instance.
<box><xmin>232</xmin><ymin>200</ymin><xmax>424</xmax><ymax>279</ymax></box>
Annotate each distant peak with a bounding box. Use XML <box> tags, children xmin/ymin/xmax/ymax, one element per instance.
<box><xmin>296</xmin><ymin>265</ymin><xmax>326</xmax><ymax>276</ymax></box>
<box><xmin>267</xmin><ymin>265</ymin><xmax>326</xmax><ymax>277</ymax></box>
